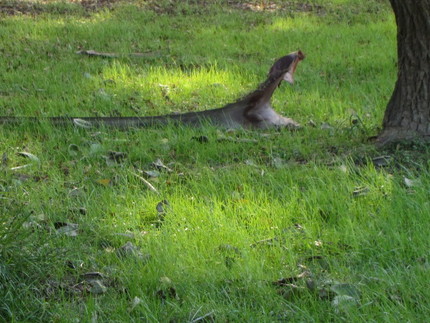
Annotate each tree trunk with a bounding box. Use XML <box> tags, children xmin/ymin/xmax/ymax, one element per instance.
<box><xmin>377</xmin><ymin>0</ymin><xmax>430</xmax><ymax>145</ymax></box>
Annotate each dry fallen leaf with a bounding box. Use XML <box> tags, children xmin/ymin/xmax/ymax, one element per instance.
<box><xmin>352</xmin><ymin>187</ymin><xmax>369</xmax><ymax>197</ymax></box>
<box><xmin>80</xmin><ymin>272</ymin><xmax>105</xmax><ymax>281</ymax></box>
<box><xmin>332</xmin><ymin>295</ymin><xmax>359</xmax><ymax>313</ymax></box>
<box><xmin>73</xmin><ymin>118</ymin><xmax>93</xmax><ymax>129</ymax></box>
<box><xmin>18</xmin><ymin>151</ymin><xmax>40</xmax><ymax>163</ymax></box>
<box><xmin>89</xmin><ymin>280</ymin><xmax>107</xmax><ymax>294</ymax></box>
<box><xmin>69</xmin><ymin>187</ymin><xmax>85</xmax><ymax>198</ymax></box>
<box><xmin>330</xmin><ymin>283</ymin><xmax>360</xmax><ymax>300</ymax></box>
<box><xmin>320</xmin><ymin>122</ymin><xmax>334</xmax><ymax>130</ymax></box>
<box><xmin>156</xmin><ymin>200</ymin><xmax>170</xmax><ymax>221</ymax></box>
<box><xmin>129</xmin><ymin>296</ymin><xmax>142</xmax><ymax>312</ymax></box>
<box><xmin>68</xmin><ymin>144</ymin><xmax>80</xmax><ymax>157</ymax></box>
<box><xmin>152</xmin><ymin>158</ymin><xmax>173</xmax><ymax>172</ymax></box>
<box><xmin>404</xmin><ymin>177</ymin><xmax>416</xmax><ymax>188</ymax></box>
<box><xmin>372</xmin><ymin>155</ymin><xmax>391</xmax><ymax>167</ymax></box>
<box><xmin>116</xmin><ymin>241</ymin><xmax>151</xmax><ymax>263</ymax></box>
<box><xmin>106</xmin><ymin>150</ymin><xmax>127</xmax><ymax>163</ymax></box>
<box><xmin>143</xmin><ymin>170</ymin><xmax>161</xmax><ymax>178</ymax></box>
<box><xmin>55</xmin><ymin>222</ymin><xmax>79</xmax><ymax>236</ymax></box>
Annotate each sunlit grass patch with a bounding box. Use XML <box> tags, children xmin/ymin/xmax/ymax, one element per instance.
<box><xmin>3</xmin><ymin>1</ymin><xmax>430</xmax><ymax>322</ymax></box>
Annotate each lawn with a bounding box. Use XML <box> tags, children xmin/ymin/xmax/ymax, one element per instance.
<box><xmin>1</xmin><ymin>0</ymin><xmax>430</xmax><ymax>322</ymax></box>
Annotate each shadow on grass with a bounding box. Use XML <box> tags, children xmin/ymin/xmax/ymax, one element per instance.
<box><xmin>1</xmin><ymin>0</ymin><xmax>394</xmax><ymax>121</ymax></box>
<box><xmin>0</xmin><ymin>0</ymin><xmax>395</xmax><ymax>144</ymax></box>
<box><xmin>0</xmin><ymin>0</ymin><xmax>125</xmax><ymax>16</ymax></box>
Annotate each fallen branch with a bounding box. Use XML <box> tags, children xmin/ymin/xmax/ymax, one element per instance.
<box><xmin>131</xmin><ymin>172</ymin><xmax>160</xmax><ymax>194</ymax></box>
<box><xmin>76</xmin><ymin>49</ymin><xmax>162</xmax><ymax>58</ymax></box>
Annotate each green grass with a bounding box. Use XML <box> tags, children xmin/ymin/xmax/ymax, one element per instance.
<box><xmin>2</xmin><ymin>0</ymin><xmax>430</xmax><ymax>322</ymax></box>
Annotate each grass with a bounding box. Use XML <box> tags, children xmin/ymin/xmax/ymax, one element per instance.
<box><xmin>1</xmin><ymin>0</ymin><xmax>430</xmax><ymax>321</ymax></box>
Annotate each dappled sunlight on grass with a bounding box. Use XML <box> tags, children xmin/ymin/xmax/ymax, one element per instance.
<box><xmin>0</xmin><ymin>0</ymin><xmax>395</xmax><ymax>123</ymax></box>
<box><xmin>269</xmin><ymin>15</ymin><xmax>320</xmax><ymax>33</ymax></box>
<box><xmin>5</xmin><ymin>1</ymin><xmax>430</xmax><ymax>322</ymax></box>
<box><xmin>100</xmin><ymin>61</ymin><xmax>247</xmax><ymax>114</ymax></box>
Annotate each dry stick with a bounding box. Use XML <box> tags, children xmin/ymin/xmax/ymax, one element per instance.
<box><xmin>10</xmin><ymin>164</ymin><xmax>32</xmax><ymax>171</ymax></box>
<box><xmin>131</xmin><ymin>172</ymin><xmax>160</xmax><ymax>195</ymax></box>
<box><xmin>191</xmin><ymin>311</ymin><xmax>215</xmax><ymax>323</ymax></box>
<box><xmin>76</xmin><ymin>49</ymin><xmax>162</xmax><ymax>58</ymax></box>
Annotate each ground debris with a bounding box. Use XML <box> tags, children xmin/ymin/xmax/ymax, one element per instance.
<box><xmin>229</xmin><ymin>1</ymin><xmax>325</xmax><ymax>14</ymax></box>
<box><xmin>156</xmin><ymin>286</ymin><xmax>179</xmax><ymax>301</ymax></box>
<box><xmin>106</xmin><ymin>150</ymin><xmax>127</xmax><ymax>163</ymax></box>
<box><xmin>372</xmin><ymin>155</ymin><xmax>391</xmax><ymax>167</ymax></box>
<box><xmin>352</xmin><ymin>186</ymin><xmax>369</xmax><ymax>197</ymax></box>
<box><xmin>272</xmin><ymin>271</ymin><xmax>310</xmax><ymax>286</ymax></box>
<box><xmin>2</xmin><ymin>152</ymin><xmax>8</xmax><ymax>167</ymax></box>
<box><xmin>131</xmin><ymin>172</ymin><xmax>159</xmax><ymax>194</ymax></box>
<box><xmin>77</xmin><ymin>49</ymin><xmax>162</xmax><ymax>58</ymax></box>
<box><xmin>152</xmin><ymin>158</ymin><xmax>173</xmax><ymax>172</ymax></box>
<box><xmin>17</xmin><ymin>151</ymin><xmax>40</xmax><ymax>163</ymax></box>
<box><xmin>43</xmin><ymin>270</ymin><xmax>113</xmax><ymax>297</ymax></box>
<box><xmin>116</xmin><ymin>241</ymin><xmax>151</xmax><ymax>263</ymax></box>
<box><xmin>88</xmin><ymin>279</ymin><xmax>108</xmax><ymax>294</ymax></box>
<box><xmin>54</xmin><ymin>222</ymin><xmax>79</xmax><ymax>236</ymax></box>
<box><xmin>192</xmin><ymin>135</ymin><xmax>209</xmax><ymax>143</ymax></box>
<box><xmin>155</xmin><ymin>199</ymin><xmax>170</xmax><ymax>227</ymax></box>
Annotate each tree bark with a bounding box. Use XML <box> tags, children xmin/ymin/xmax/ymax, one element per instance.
<box><xmin>377</xmin><ymin>0</ymin><xmax>430</xmax><ymax>145</ymax></box>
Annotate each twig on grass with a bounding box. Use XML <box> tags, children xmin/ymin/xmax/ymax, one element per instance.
<box><xmin>131</xmin><ymin>172</ymin><xmax>160</xmax><ymax>195</ymax></box>
<box><xmin>76</xmin><ymin>49</ymin><xmax>162</xmax><ymax>58</ymax></box>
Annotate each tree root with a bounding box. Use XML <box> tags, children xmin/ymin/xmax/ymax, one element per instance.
<box><xmin>376</xmin><ymin>127</ymin><xmax>430</xmax><ymax>147</ymax></box>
